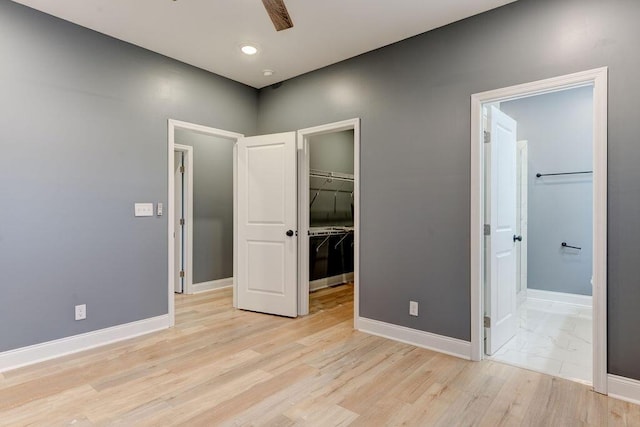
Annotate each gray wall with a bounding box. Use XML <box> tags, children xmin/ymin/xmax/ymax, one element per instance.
<box><xmin>5</xmin><ymin>0</ymin><xmax>640</xmax><ymax>382</ymax></box>
<box><xmin>501</xmin><ymin>87</ymin><xmax>593</xmax><ymax>296</ymax></box>
<box><xmin>309</xmin><ymin>130</ymin><xmax>354</xmax><ymax>227</ymax></box>
<box><xmin>0</xmin><ymin>1</ymin><xmax>257</xmax><ymax>352</ymax></box>
<box><xmin>257</xmin><ymin>0</ymin><xmax>640</xmax><ymax>379</ymax></box>
<box><xmin>175</xmin><ymin>130</ymin><xmax>234</xmax><ymax>283</ymax></box>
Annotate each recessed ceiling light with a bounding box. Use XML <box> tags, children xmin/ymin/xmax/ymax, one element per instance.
<box><xmin>263</xmin><ymin>69</ymin><xmax>274</xmax><ymax>77</ymax></box>
<box><xmin>241</xmin><ymin>45</ymin><xmax>258</xmax><ymax>55</ymax></box>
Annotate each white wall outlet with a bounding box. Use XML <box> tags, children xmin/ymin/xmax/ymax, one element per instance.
<box><xmin>409</xmin><ymin>301</ymin><xmax>419</xmax><ymax>316</ymax></box>
<box><xmin>75</xmin><ymin>304</ymin><xmax>87</xmax><ymax>321</ymax></box>
<box><xmin>157</xmin><ymin>202</ymin><xmax>163</xmax><ymax>216</ymax></box>
<box><xmin>134</xmin><ymin>203</ymin><xmax>154</xmax><ymax>217</ymax></box>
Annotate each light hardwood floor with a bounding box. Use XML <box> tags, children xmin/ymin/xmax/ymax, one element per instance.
<box><xmin>1</xmin><ymin>284</ymin><xmax>639</xmax><ymax>426</ymax></box>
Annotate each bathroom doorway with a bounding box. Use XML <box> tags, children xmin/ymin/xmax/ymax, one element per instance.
<box><xmin>470</xmin><ymin>68</ymin><xmax>608</xmax><ymax>393</ymax></box>
<box><xmin>484</xmin><ymin>86</ymin><xmax>594</xmax><ymax>384</ymax></box>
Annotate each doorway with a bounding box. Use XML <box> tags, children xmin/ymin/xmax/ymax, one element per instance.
<box><xmin>167</xmin><ymin>120</ymin><xmax>243</xmax><ymax>326</ymax></box>
<box><xmin>470</xmin><ymin>68</ymin><xmax>608</xmax><ymax>393</ymax></box>
<box><xmin>297</xmin><ymin>119</ymin><xmax>360</xmax><ymax>320</ymax></box>
<box><xmin>168</xmin><ymin>119</ymin><xmax>360</xmax><ymax>326</ymax></box>
<box><xmin>484</xmin><ymin>86</ymin><xmax>595</xmax><ymax>385</ymax></box>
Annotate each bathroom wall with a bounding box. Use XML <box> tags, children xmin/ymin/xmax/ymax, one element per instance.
<box><xmin>501</xmin><ymin>86</ymin><xmax>593</xmax><ymax>296</ymax></box>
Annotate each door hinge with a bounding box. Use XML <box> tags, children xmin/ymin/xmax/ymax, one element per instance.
<box><xmin>484</xmin><ymin>224</ymin><xmax>491</xmax><ymax>236</ymax></box>
<box><xmin>180</xmin><ymin>165</ymin><xmax>185</xmax><ymax>173</ymax></box>
<box><xmin>179</xmin><ymin>218</ymin><xmax>185</xmax><ymax>226</ymax></box>
<box><xmin>483</xmin><ymin>130</ymin><xmax>491</xmax><ymax>144</ymax></box>
<box><xmin>179</xmin><ymin>270</ymin><xmax>185</xmax><ymax>278</ymax></box>
<box><xmin>484</xmin><ymin>316</ymin><xmax>491</xmax><ymax>328</ymax></box>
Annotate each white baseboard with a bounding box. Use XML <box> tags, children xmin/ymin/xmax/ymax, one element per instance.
<box><xmin>608</xmin><ymin>375</ymin><xmax>640</xmax><ymax>405</ymax></box>
<box><xmin>191</xmin><ymin>277</ymin><xmax>233</xmax><ymax>294</ymax></box>
<box><xmin>0</xmin><ymin>315</ymin><xmax>170</xmax><ymax>373</ymax></box>
<box><xmin>357</xmin><ymin>317</ymin><xmax>471</xmax><ymax>360</ymax></box>
<box><xmin>527</xmin><ymin>288</ymin><xmax>592</xmax><ymax>307</ymax></box>
<box><xmin>310</xmin><ymin>272</ymin><xmax>354</xmax><ymax>292</ymax></box>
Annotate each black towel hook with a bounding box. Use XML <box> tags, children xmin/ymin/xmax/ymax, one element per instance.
<box><xmin>561</xmin><ymin>242</ymin><xmax>582</xmax><ymax>250</ymax></box>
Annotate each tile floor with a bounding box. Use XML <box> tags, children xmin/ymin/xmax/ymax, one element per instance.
<box><xmin>490</xmin><ymin>297</ymin><xmax>592</xmax><ymax>384</ymax></box>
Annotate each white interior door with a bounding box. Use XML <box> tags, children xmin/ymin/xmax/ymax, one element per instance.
<box><xmin>486</xmin><ymin>106</ymin><xmax>518</xmax><ymax>355</ymax></box>
<box><xmin>237</xmin><ymin>132</ymin><xmax>298</xmax><ymax>317</ymax></box>
<box><xmin>174</xmin><ymin>151</ymin><xmax>184</xmax><ymax>293</ymax></box>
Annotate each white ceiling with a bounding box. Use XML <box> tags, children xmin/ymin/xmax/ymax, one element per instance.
<box><xmin>12</xmin><ymin>0</ymin><xmax>517</xmax><ymax>89</ymax></box>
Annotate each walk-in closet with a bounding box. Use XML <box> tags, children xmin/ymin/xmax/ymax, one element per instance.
<box><xmin>308</xmin><ymin>130</ymin><xmax>355</xmax><ymax>293</ymax></box>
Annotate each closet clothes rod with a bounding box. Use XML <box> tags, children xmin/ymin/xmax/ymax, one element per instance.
<box><xmin>308</xmin><ymin>226</ymin><xmax>354</xmax><ymax>237</ymax></box>
<box><xmin>309</xmin><ymin>227</ymin><xmax>353</xmax><ymax>252</ymax></box>
<box><xmin>309</xmin><ymin>187</ymin><xmax>353</xmax><ymax>194</ymax></box>
<box><xmin>536</xmin><ymin>171</ymin><xmax>593</xmax><ymax>178</ymax></box>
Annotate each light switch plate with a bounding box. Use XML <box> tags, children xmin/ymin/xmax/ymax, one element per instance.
<box><xmin>134</xmin><ymin>203</ymin><xmax>154</xmax><ymax>217</ymax></box>
<box><xmin>157</xmin><ymin>202</ymin><xmax>163</xmax><ymax>216</ymax></box>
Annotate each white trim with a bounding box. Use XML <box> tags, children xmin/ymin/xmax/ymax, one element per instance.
<box><xmin>309</xmin><ymin>272</ymin><xmax>354</xmax><ymax>292</ymax></box>
<box><xmin>296</xmin><ymin>119</ymin><xmax>360</xmax><ymax>324</ymax></box>
<box><xmin>0</xmin><ymin>315</ymin><xmax>169</xmax><ymax>373</ymax></box>
<box><xmin>192</xmin><ymin>277</ymin><xmax>234</xmax><ymax>293</ymax></box>
<box><xmin>526</xmin><ymin>289</ymin><xmax>592</xmax><ymax>307</ymax></box>
<box><xmin>232</xmin><ymin>143</ymin><xmax>238</xmax><ymax>308</ymax></box>
<box><xmin>470</xmin><ymin>67</ymin><xmax>608</xmax><ymax>394</ymax></box>
<box><xmin>608</xmin><ymin>375</ymin><xmax>640</xmax><ymax>406</ymax></box>
<box><xmin>358</xmin><ymin>317</ymin><xmax>471</xmax><ymax>360</ymax></box>
<box><xmin>592</xmin><ymin>68</ymin><xmax>609</xmax><ymax>395</ymax></box>
<box><xmin>168</xmin><ymin>120</ymin><xmax>243</xmax><ymax>326</ymax></box>
<box><xmin>174</xmin><ymin>144</ymin><xmax>194</xmax><ymax>295</ymax></box>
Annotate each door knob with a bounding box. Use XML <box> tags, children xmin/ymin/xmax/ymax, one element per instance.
<box><xmin>513</xmin><ymin>235</ymin><xmax>523</xmax><ymax>242</ymax></box>
<box><xmin>286</xmin><ymin>230</ymin><xmax>294</xmax><ymax>237</ymax></box>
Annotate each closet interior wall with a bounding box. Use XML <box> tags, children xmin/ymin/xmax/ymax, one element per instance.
<box><xmin>308</xmin><ymin>131</ymin><xmax>355</xmax><ymax>290</ymax></box>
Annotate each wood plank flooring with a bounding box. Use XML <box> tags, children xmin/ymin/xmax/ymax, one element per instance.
<box><xmin>1</xmin><ymin>283</ymin><xmax>639</xmax><ymax>426</ymax></box>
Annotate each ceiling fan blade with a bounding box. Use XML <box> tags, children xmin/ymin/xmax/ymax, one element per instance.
<box><xmin>261</xmin><ymin>0</ymin><xmax>294</xmax><ymax>31</ymax></box>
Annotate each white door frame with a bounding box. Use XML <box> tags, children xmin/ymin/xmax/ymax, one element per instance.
<box><xmin>174</xmin><ymin>144</ymin><xmax>193</xmax><ymax>294</ymax></box>
<box><xmin>516</xmin><ymin>140</ymin><xmax>528</xmax><ymax>297</ymax></box>
<box><xmin>167</xmin><ymin>119</ymin><xmax>243</xmax><ymax>326</ymax></box>
<box><xmin>470</xmin><ymin>68</ymin><xmax>608</xmax><ymax>393</ymax></box>
<box><xmin>297</xmin><ymin>118</ymin><xmax>360</xmax><ymax>323</ymax></box>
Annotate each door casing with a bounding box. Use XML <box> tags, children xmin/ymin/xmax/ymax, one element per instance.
<box><xmin>470</xmin><ymin>67</ymin><xmax>608</xmax><ymax>393</ymax></box>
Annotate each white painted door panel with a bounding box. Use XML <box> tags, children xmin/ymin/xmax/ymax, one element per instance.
<box><xmin>237</xmin><ymin>132</ymin><xmax>297</xmax><ymax>317</ymax></box>
<box><xmin>486</xmin><ymin>106</ymin><xmax>518</xmax><ymax>355</ymax></box>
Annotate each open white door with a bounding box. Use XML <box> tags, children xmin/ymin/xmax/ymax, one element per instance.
<box><xmin>174</xmin><ymin>151</ymin><xmax>184</xmax><ymax>293</ymax></box>
<box><xmin>237</xmin><ymin>132</ymin><xmax>298</xmax><ymax>317</ymax></box>
<box><xmin>486</xmin><ymin>106</ymin><xmax>518</xmax><ymax>355</ymax></box>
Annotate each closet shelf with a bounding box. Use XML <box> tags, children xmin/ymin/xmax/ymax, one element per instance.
<box><xmin>309</xmin><ymin>169</ymin><xmax>354</xmax><ymax>182</ymax></box>
<box><xmin>308</xmin><ymin>226</ymin><xmax>354</xmax><ymax>237</ymax></box>
<box><xmin>309</xmin><ymin>226</ymin><xmax>354</xmax><ymax>252</ymax></box>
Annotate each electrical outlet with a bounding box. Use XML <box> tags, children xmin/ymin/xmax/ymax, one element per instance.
<box><xmin>409</xmin><ymin>301</ymin><xmax>419</xmax><ymax>316</ymax></box>
<box><xmin>75</xmin><ymin>304</ymin><xmax>87</xmax><ymax>321</ymax></box>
